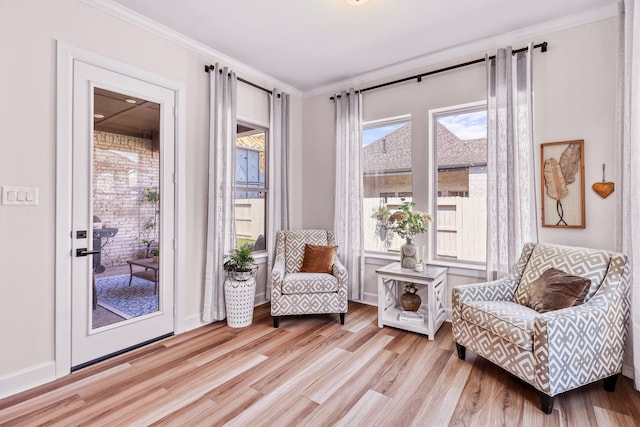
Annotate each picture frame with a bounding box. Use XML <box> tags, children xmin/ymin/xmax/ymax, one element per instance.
<box><xmin>540</xmin><ymin>140</ymin><xmax>585</xmax><ymax>228</ymax></box>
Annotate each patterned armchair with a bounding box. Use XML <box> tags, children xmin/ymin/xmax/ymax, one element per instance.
<box><xmin>270</xmin><ymin>229</ymin><xmax>348</xmax><ymax>328</ymax></box>
<box><xmin>452</xmin><ymin>243</ymin><xmax>630</xmax><ymax>414</ymax></box>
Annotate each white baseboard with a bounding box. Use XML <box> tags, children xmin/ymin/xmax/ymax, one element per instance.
<box><xmin>181</xmin><ymin>313</ymin><xmax>206</xmax><ymax>332</ymax></box>
<box><xmin>255</xmin><ymin>292</ymin><xmax>268</xmax><ymax>306</ymax></box>
<box><xmin>360</xmin><ymin>291</ymin><xmax>378</xmax><ymax>306</ymax></box>
<box><xmin>0</xmin><ymin>361</ymin><xmax>56</xmax><ymax>399</ymax></box>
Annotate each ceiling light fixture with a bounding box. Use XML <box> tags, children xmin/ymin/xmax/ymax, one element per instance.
<box><xmin>345</xmin><ymin>0</ymin><xmax>368</xmax><ymax>5</ymax></box>
<box><xmin>125</xmin><ymin>98</ymin><xmax>137</xmax><ymax>104</ymax></box>
<box><xmin>94</xmin><ymin>113</ymin><xmax>104</xmax><ymax>119</ymax></box>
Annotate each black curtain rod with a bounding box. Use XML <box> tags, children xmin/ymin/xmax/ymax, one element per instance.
<box><xmin>330</xmin><ymin>42</ymin><xmax>547</xmax><ymax>100</ymax></box>
<box><xmin>204</xmin><ymin>64</ymin><xmax>273</xmax><ymax>95</ymax></box>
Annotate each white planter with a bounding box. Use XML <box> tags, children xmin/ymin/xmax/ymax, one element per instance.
<box><xmin>224</xmin><ymin>276</ymin><xmax>256</xmax><ymax>328</ymax></box>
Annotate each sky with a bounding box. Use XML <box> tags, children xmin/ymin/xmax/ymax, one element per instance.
<box><xmin>362</xmin><ymin>110</ymin><xmax>487</xmax><ymax>146</ymax></box>
<box><xmin>437</xmin><ymin>111</ymin><xmax>487</xmax><ymax>140</ymax></box>
<box><xmin>363</xmin><ymin>123</ymin><xmax>404</xmax><ymax>146</ymax></box>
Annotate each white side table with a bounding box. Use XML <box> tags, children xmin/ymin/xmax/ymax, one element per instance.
<box><xmin>376</xmin><ymin>262</ymin><xmax>448</xmax><ymax>340</ymax></box>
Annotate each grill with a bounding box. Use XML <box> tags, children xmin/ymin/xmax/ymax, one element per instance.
<box><xmin>92</xmin><ymin>216</ymin><xmax>118</xmax><ymax>273</ymax></box>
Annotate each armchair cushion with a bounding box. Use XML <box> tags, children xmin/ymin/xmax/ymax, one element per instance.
<box><xmin>282</xmin><ymin>272</ymin><xmax>339</xmax><ymax>294</ymax></box>
<box><xmin>461</xmin><ymin>300</ymin><xmax>539</xmax><ymax>351</ymax></box>
<box><xmin>514</xmin><ymin>244</ymin><xmax>610</xmax><ymax>304</ymax></box>
<box><xmin>299</xmin><ymin>244</ymin><xmax>337</xmax><ymax>274</ymax></box>
<box><xmin>524</xmin><ymin>268</ymin><xmax>590</xmax><ymax>313</ymax></box>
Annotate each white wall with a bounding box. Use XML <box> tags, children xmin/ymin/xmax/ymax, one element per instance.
<box><xmin>0</xmin><ymin>0</ymin><xmax>302</xmax><ymax>393</ymax></box>
<box><xmin>301</xmin><ymin>17</ymin><xmax>618</xmax><ymax>304</ymax></box>
<box><xmin>0</xmin><ymin>0</ymin><xmax>618</xmax><ymax>397</ymax></box>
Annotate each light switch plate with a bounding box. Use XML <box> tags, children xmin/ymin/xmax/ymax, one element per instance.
<box><xmin>2</xmin><ymin>186</ymin><xmax>38</xmax><ymax>206</ymax></box>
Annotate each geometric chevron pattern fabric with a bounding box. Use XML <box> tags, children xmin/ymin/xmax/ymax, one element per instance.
<box><xmin>282</xmin><ymin>272</ymin><xmax>339</xmax><ymax>294</ymax></box>
<box><xmin>514</xmin><ymin>244</ymin><xmax>610</xmax><ymax>305</ymax></box>
<box><xmin>283</xmin><ymin>229</ymin><xmax>334</xmax><ymax>274</ymax></box>
<box><xmin>271</xmin><ymin>230</ymin><xmax>348</xmax><ymax>319</ymax></box>
<box><xmin>461</xmin><ymin>300</ymin><xmax>538</xmax><ymax>351</ymax></box>
<box><xmin>452</xmin><ymin>242</ymin><xmax>630</xmax><ymax>401</ymax></box>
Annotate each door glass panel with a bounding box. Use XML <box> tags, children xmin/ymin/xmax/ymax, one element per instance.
<box><xmin>91</xmin><ymin>87</ymin><xmax>161</xmax><ymax>329</ymax></box>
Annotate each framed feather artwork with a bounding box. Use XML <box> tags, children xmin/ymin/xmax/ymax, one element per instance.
<box><xmin>540</xmin><ymin>140</ymin><xmax>585</xmax><ymax>228</ymax></box>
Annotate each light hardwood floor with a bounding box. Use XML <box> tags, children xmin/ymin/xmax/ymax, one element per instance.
<box><xmin>1</xmin><ymin>302</ymin><xmax>639</xmax><ymax>426</ymax></box>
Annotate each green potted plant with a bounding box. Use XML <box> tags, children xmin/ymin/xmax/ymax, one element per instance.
<box><xmin>371</xmin><ymin>204</ymin><xmax>391</xmax><ymax>242</ymax></box>
<box><xmin>223</xmin><ymin>244</ymin><xmax>258</xmax><ymax>328</ymax></box>
<box><xmin>223</xmin><ymin>244</ymin><xmax>257</xmax><ymax>281</ymax></box>
<box><xmin>151</xmin><ymin>247</ymin><xmax>159</xmax><ymax>263</ymax></box>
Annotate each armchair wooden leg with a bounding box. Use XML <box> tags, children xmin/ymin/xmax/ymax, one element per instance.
<box><xmin>540</xmin><ymin>394</ymin><xmax>554</xmax><ymax>414</ymax></box>
<box><xmin>604</xmin><ymin>374</ymin><xmax>619</xmax><ymax>392</ymax></box>
<box><xmin>273</xmin><ymin>316</ymin><xmax>280</xmax><ymax>328</ymax></box>
<box><xmin>339</xmin><ymin>313</ymin><xmax>345</xmax><ymax>325</ymax></box>
<box><xmin>455</xmin><ymin>343</ymin><xmax>466</xmax><ymax>360</ymax></box>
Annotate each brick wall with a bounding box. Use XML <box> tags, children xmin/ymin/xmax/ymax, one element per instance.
<box><xmin>93</xmin><ymin>131</ymin><xmax>159</xmax><ymax>267</ymax></box>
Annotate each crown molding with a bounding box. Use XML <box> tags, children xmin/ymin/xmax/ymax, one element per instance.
<box><xmin>304</xmin><ymin>4</ymin><xmax>618</xmax><ymax>99</ymax></box>
<box><xmin>83</xmin><ymin>0</ymin><xmax>303</xmax><ymax>98</ymax></box>
<box><xmin>83</xmin><ymin>0</ymin><xmax>616</xmax><ymax>100</ymax></box>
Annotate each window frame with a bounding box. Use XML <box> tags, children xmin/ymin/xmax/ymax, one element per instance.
<box><xmin>428</xmin><ymin>101</ymin><xmax>487</xmax><ymax>269</ymax></box>
<box><xmin>362</xmin><ymin>114</ymin><xmax>412</xmax><ymax>256</ymax></box>
<box><xmin>235</xmin><ymin>121</ymin><xmax>269</xmax><ymax>253</ymax></box>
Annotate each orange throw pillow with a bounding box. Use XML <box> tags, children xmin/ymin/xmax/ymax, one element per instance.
<box><xmin>299</xmin><ymin>244</ymin><xmax>337</xmax><ymax>274</ymax></box>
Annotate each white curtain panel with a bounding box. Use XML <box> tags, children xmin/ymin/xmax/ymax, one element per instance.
<box><xmin>617</xmin><ymin>0</ymin><xmax>640</xmax><ymax>390</ymax></box>
<box><xmin>333</xmin><ymin>89</ymin><xmax>364</xmax><ymax>301</ymax></box>
<box><xmin>486</xmin><ymin>45</ymin><xmax>539</xmax><ymax>280</ymax></box>
<box><xmin>266</xmin><ymin>89</ymin><xmax>290</xmax><ymax>300</ymax></box>
<box><xmin>203</xmin><ymin>64</ymin><xmax>238</xmax><ymax>322</ymax></box>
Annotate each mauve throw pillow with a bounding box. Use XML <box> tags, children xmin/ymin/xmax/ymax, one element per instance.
<box><xmin>525</xmin><ymin>268</ymin><xmax>591</xmax><ymax>313</ymax></box>
<box><xmin>299</xmin><ymin>244</ymin><xmax>337</xmax><ymax>274</ymax></box>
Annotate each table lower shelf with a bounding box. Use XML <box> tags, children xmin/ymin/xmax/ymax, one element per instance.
<box><xmin>380</xmin><ymin>306</ymin><xmax>431</xmax><ymax>335</ymax></box>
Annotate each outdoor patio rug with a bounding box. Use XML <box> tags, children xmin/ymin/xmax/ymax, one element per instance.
<box><xmin>95</xmin><ymin>275</ymin><xmax>159</xmax><ymax>319</ymax></box>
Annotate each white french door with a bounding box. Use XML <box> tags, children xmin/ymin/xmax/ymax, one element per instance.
<box><xmin>70</xmin><ymin>61</ymin><xmax>175</xmax><ymax>368</ymax></box>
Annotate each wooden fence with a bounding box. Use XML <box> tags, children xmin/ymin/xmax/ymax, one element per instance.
<box><xmin>363</xmin><ymin>197</ymin><xmax>486</xmax><ymax>263</ymax></box>
<box><xmin>234</xmin><ymin>198</ymin><xmax>265</xmax><ymax>245</ymax></box>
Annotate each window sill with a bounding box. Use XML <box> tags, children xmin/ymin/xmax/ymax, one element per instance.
<box><xmin>428</xmin><ymin>260</ymin><xmax>486</xmax><ymax>279</ymax></box>
<box><xmin>364</xmin><ymin>252</ymin><xmax>399</xmax><ymax>266</ymax></box>
<box><xmin>252</xmin><ymin>251</ymin><xmax>268</xmax><ymax>264</ymax></box>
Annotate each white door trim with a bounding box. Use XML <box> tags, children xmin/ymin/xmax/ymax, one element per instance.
<box><xmin>55</xmin><ymin>42</ymin><xmax>186</xmax><ymax>378</ymax></box>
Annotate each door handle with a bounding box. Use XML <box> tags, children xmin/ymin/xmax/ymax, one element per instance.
<box><xmin>76</xmin><ymin>248</ymin><xmax>100</xmax><ymax>257</ymax></box>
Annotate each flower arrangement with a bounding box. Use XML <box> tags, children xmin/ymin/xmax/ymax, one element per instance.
<box><xmin>404</xmin><ymin>283</ymin><xmax>418</xmax><ymax>294</ymax></box>
<box><xmin>386</xmin><ymin>199</ymin><xmax>433</xmax><ymax>240</ymax></box>
<box><xmin>371</xmin><ymin>204</ymin><xmax>391</xmax><ymax>223</ymax></box>
<box><xmin>371</xmin><ymin>203</ymin><xmax>392</xmax><ymax>244</ymax></box>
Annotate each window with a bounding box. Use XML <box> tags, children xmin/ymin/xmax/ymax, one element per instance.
<box><xmin>235</xmin><ymin>123</ymin><xmax>267</xmax><ymax>251</ymax></box>
<box><xmin>362</xmin><ymin>116</ymin><xmax>412</xmax><ymax>253</ymax></box>
<box><xmin>431</xmin><ymin>102</ymin><xmax>487</xmax><ymax>264</ymax></box>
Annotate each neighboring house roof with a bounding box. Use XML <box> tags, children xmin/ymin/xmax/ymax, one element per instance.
<box><xmin>363</xmin><ymin>123</ymin><xmax>412</xmax><ymax>174</ymax></box>
<box><xmin>435</xmin><ymin>122</ymin><xmax>487</xmax><ymax>169</ymax></box>
<box><xmin>362</xmin><ymin>122</ymin><xmax>486</xmax><ymax>174</ymax></box>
